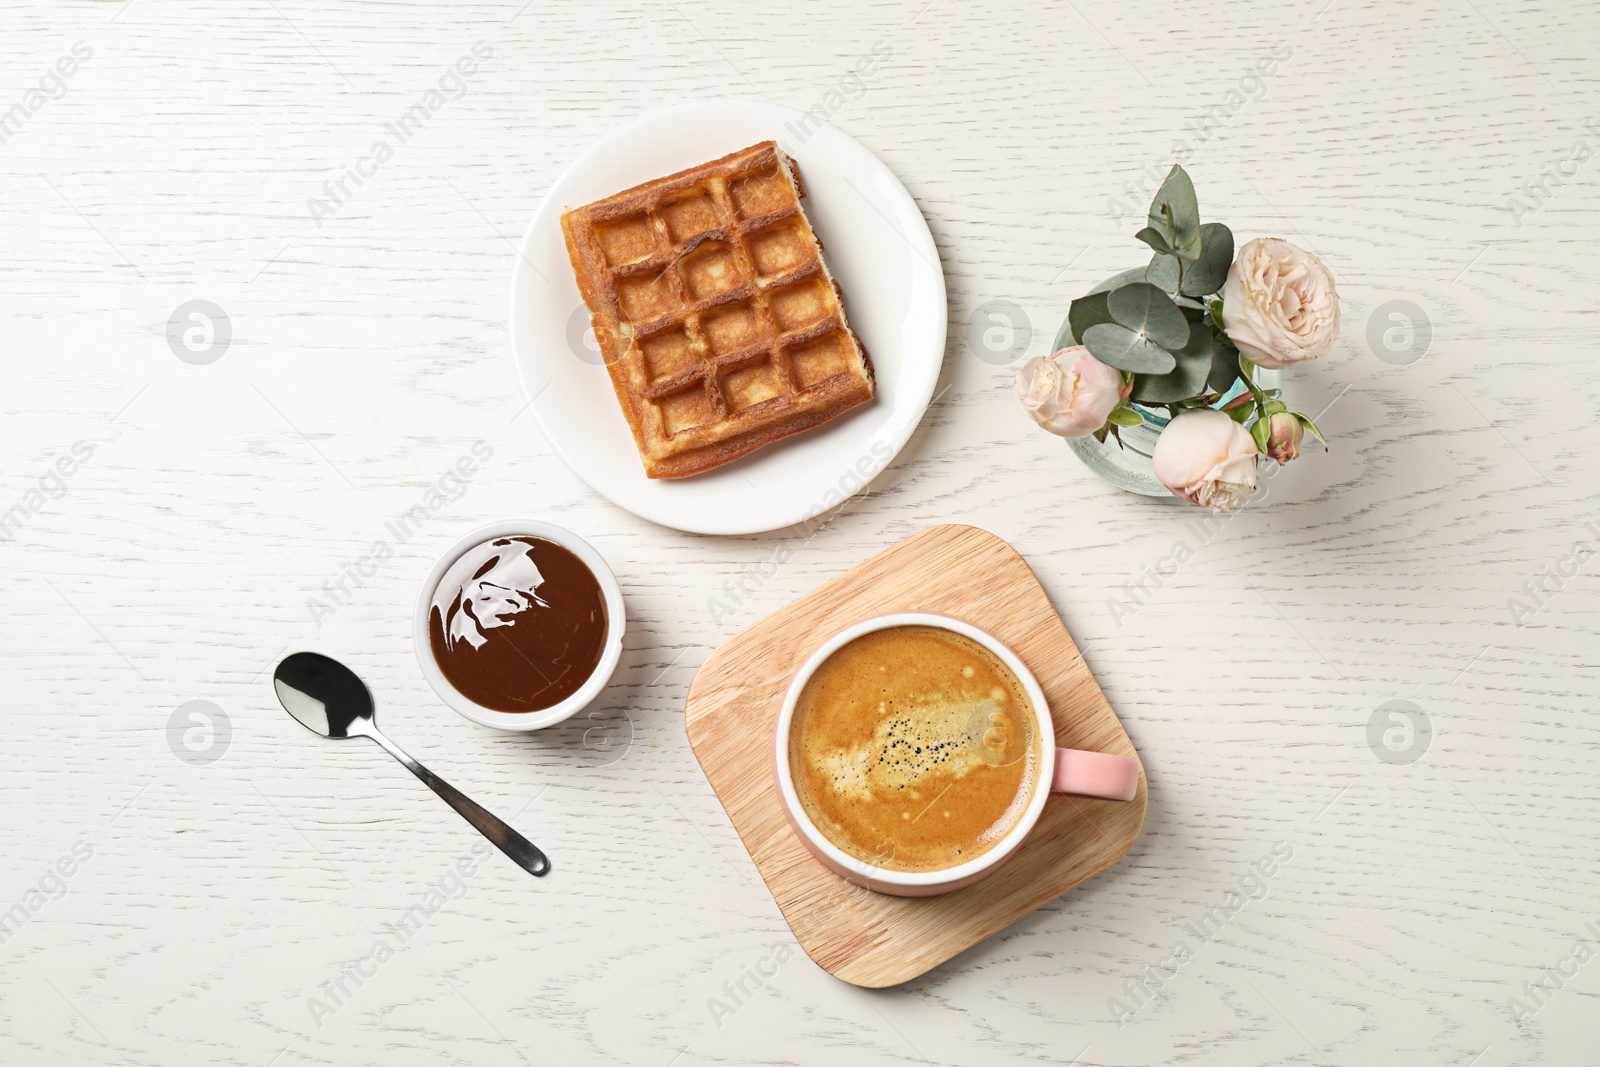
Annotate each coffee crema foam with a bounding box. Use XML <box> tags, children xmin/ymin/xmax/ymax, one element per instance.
<box><xmin>789</xmin><ymin>625</ymin><xmax>1042</xmax><ymax>874</ymax></box>
<box><xmin>815</xmin><ymin>698</ymin><xmax>1020</xmax><ymax>800</ymax></box>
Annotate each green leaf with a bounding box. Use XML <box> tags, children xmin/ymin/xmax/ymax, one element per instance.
<box><xmin>1082</xmin><ymin>322</ymin><xmax>1177</xmax><ymax>374</ymax></box>
<box><xmin>1296</xmin><ymin>412</ymin><xmax>1330</xmax><ymax>449</ymax></box>
<box><xmin>1134</xmin><ymin>227</ymin><xmax>1171</xmax><ymax>254</ymax></box>
<box><xmin>1250</xmin><ymin>416</ymin><xmax>1271</xmax><ymax>454</ymax></box>
<box><xmin>1207</xmin><ymin>337</ymin><xmax>1241</xmax><ymax>394</ymax></box>
<box><xmin>1146</xmin><ymin>253</ymin><xmax>1180</xmax><ymax>292</ymax></box>
<box><xmin>1207</xmin><ymin>298</ymin><xmax>1227</xmax><ymax>333</ymax></box>
<box><xmin>1225</xmin><ymin>401</ymin><xmax>1253</xmax><ymax>423</ymax></box>
<box><xmin>1106</xmin><ymin>405</ymin><xmax>1144</xmax><ymax>427</ymax></box>
<box><xmin>1130</xmin><ymin>311</ymin><xmax>1211</xmax><ymax>402</ymax></box>
<box><xmin>1107</xmin><ymin>282</ymin><xmax>1190</xmax><ymax>350</ymax></box>
<box><xmin>1067</xmin><ymin>290</ymin><xmax>1113</xmax><ymax>346</ymax></box>
<box><xmin>1149</xmin><ymin>166</ymin><xmax>1200</xmax><ymax>260</ymax></box>
<box><xmin>1181</xmin><ymin>222</ymin><xmax>1234</xmax><ymax>297</ymax></box>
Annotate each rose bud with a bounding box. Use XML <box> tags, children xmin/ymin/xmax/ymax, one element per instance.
<box><xmin>1221</xmin><ymin>237</ymin><xmax>1340</xmax><ymax>370</ymax></box>
<box><xmin>1265</xmin><ymin>411</ymin><xmax>1303</xmax><ymax>463</ymax></box>
<box><xmin>1151</xmin><ymin>408</ymin><xmax>1259</xmax><ymax>513</ymax></box>
<box><xmin>1014</xmin><ymin>346</ymin><xmax>1126</xmax><ymax>439</ymax></box>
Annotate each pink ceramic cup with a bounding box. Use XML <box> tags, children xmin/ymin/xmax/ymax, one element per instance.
<box><xmin>773</xmin><ymin>613</ymin><xmax>1140</xmax><ymax>897</ymax></box>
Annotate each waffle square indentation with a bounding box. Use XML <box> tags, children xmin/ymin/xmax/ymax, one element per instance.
<box><xmin>641</xmin><ymin>329</ymin><xmax>698</xmax><ymax>382</ymax></box>
<box><xmin>657</xmin><ymin>385</ymin><xmax>719</xmax><ymax>436</ymax></box>
<box><xmin>617</xmin><ymin>271</ymin><xmax>682</xmax><ymax>322</ymax></box>
<box><xmin>701</xmin><ymin>305</ymin><xmax>765</xmax><ymax>356</ymax></box>
<box><xmin>660</xmin><ymin>192</ymin><xmax>722</xmax><ymax>244</ymax></box>
<box><xmin>789</xmin><ymin>331</ymin><xmax>856</xmax><ymax>389</ymax></box>
<box><xmin>748</xmin><ymin>219</ymin><xmax>811</xmax><ymax>279</ymax></box>
<box><xmin>679</xmin><ymin>240</ymin><xmax>746</xmax><ymax>300</ymax></box>
<box><xmin>729</xmin><ymin>169</ymin><xmax>792</xmax><ymax>219</ymax></box>
<box><xmin>767</xmin><ymin>277</ymin><xmax>834</xmax><ymax>333</ymax></box>
<box><xmin>721</xmin><ymin>362</ymin><xmax>786</xmax><ymax>412</ymax></box>
<box><xmin>594</xmin><ymin>215</ymin><xmax>660</xmax><ymax>267</ymax></box>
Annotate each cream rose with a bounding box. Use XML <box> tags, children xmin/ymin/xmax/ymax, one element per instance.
<box><xmin>1221</xmin><ymin>237</ymin><xmax>1340</xmax><ymax>369</ymax></box>
<box><xmin>1014</xmin><ymin>346</ymin><xmax>1127</xmax><ymax>439</ymax></box>
<box><xmin>1152</xmin><ymin>409</ymin><xmax>1259</xmax><ymax>513</ymax></box>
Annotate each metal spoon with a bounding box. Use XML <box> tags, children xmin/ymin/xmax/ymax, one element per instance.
<box><xmin>271</xmin><ymin>651</ymin><xmax>550</xmax><ymax>877</ymax></box>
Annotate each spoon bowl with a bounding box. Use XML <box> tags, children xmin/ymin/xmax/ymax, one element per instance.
<box><xmin>274</xmin><ymin>651</ymin><xmax>375</xmax><ymax>739</ymax></box>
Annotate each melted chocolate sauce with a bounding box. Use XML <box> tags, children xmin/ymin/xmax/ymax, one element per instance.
<box><xmin>428</xmin><ymin>536</ymin><xmax>608</xmax><ymax>712</ymax></box>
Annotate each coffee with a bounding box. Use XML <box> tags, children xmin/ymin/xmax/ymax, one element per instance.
<box><xmin>428</xmin><ymin>536</ymin><xmax>608</xmax><ymax>712</ymax></box>
<box><xmin>788</xmin><ymin>625</ymin><xmax>1042</xmax><ymax>873</ymax></box>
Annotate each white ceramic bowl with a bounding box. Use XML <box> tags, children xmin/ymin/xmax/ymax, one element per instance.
<box><xmin>413</xmin><ymin>520</ymin><xmax>625</xmax><ymax>731</ymax></box>
<box><xmin>772</xmin><ymin>613</ymin><xmax>1057</xmax><ymax>896</ymax></box>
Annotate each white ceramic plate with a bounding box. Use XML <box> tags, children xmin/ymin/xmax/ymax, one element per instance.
<box><xmin>509</xmin><ymin>99</ymin><xmax>946</xmax><ymax>536</ymax></box>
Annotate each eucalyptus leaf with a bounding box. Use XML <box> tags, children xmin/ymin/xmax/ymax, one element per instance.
<box><xmin>1207</xmin><ymin>337</ymin><xmax>1241</xmax><ymax>394</ymax></box>
<box><xmin>1181</xmin><ymin>222</ymin><xmax>1234</xmax><ymax>296</ymax></box>
<box><xmin>1146</xmin><ymin>253</ymin><xmax>1180</xmax><ymax>292</ymax></box>
<box><xmin>1134</xmin><ymin>227</ymin><xmax>1171</xmax><ymax>254</ymax></box>
<box><xmin>1130</xmin><ymin>310</ymin><xmax>1212</xmax><ymax>402</ymax></box>
<box><xmin>1180</xmin><ymin>308</ymin><xmax>1213</xmax><ymax>352</ymax></box>
<box><xmin>1107</xmin><ymin>283</ymin><xmax>1190</xmax><ymax>350</ymax></box>
<box><xmin>1106</xmin><ymin>406</ymin><xmax>1144</xmax><ymax>427</ymax></box>
<box><xmin>1149</xmin><ymin>166</ymin><xmax>1201</xmax><ymax>260</ymax></box>
<box><xmin>1082</xmin><ymin>322</ymin><xmax>1177</xmax><ymax>374</ymax></box>
<box><xmin>1067</xmin><ymin>290</ymin><xmax>1114</xmax><ymax>345</ymax></box>
<box><xmin>1130</xmin><ymin>352</ymin><xmax>1210</xmax><ymax>403</ymax></box>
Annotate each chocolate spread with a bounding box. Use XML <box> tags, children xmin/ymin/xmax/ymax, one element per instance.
<box><xmin>428</xmin><ymin>536</ymin><xmax>608</xmax><ymax>712</ymax></box>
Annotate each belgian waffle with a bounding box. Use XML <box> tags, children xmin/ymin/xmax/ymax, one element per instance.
<box><xmin>561</xmin><ymin>141</ymin><xmax>874</xmax><ymax>479</ymax></box>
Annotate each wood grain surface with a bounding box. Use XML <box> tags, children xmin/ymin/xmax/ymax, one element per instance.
<box><xmin>685</xmin><ymin>524</ymin><xmax>1146</xmax><ymax>987</ymax></box>
<box><xmin>2</xmin><ymin>1</ymin><xmax>1598</xmax><ymax>1065</ymax></box>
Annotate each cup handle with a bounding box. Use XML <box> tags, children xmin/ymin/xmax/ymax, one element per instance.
<box><xmin>1051</xmin><ymin>748</ymin><xmax>1140</xmax><ymax>802</ymax></box>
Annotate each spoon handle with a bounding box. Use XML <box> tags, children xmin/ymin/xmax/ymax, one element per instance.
<box><xmin>366</xmin><ymin>728</ymin><xmax>550</xmax><ymax>877</ymax></box>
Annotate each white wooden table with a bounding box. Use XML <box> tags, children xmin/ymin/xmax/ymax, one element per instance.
<box><xmin>3</xmin><ymin>2</ymin><xmax>1596</xmax><ymax>1064</ymax></box>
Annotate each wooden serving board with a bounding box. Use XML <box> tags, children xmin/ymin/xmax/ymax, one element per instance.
<box><xmin>684</xmin><ymin>524</ymin><xmax>1146</xmax><ymax>987</ymax></box>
